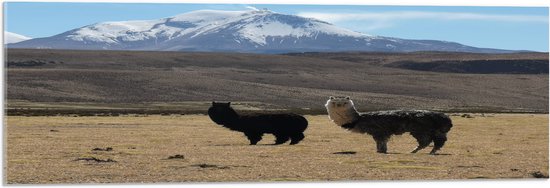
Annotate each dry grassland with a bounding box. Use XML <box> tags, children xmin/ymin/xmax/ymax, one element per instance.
<box><xmin>5</xmin><ymin>114</ymin><xmax>548</xmax><ymax>184</ymax></box>
<box><xmin>7</xmin><ymin>49</ymin><xmax>548</xmax><ymax>112</ymax></box>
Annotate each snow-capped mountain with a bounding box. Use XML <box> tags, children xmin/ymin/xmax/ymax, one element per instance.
<box><xmin>8</xmin><ymin>9</ymin><xmax>512</xmax><ymax>53</ymax></box>
<box><xmin>4</xmin><ymin>32</ymin><xmax>32</xmax><ymax>44</ymax></box>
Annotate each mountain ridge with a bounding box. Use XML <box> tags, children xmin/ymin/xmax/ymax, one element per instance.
<box><xmin>4</xmin><ymin>32</ymin><xmax>32</xmax><ymax>44</ymax></box>
<box><xmin>8</xmin><ymin>9</ymin><xmax>517</xmax><ymax>53</ymax></box>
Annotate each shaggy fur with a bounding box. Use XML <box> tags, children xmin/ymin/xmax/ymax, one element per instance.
<box><xmin>325</xmin><ymin>96</ymin><xmax>452</xmax><ymax>154</ymax></box>
<box><xmin>208</xmin><ymin>102</ymin><xmax>308</xmax><ymax>145</ymax></box>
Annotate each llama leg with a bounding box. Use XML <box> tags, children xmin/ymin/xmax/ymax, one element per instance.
<box><xmin>245</xmin><ymin>132</ymin><xmax>263</xmax><ymax>145</ymax></box>
<box><xmin>289</xmin><ymin>132</ymin><xmax>305</xmax><ymax>145</ymax></box>
<box><xmin>411</xmin><ymin>133</ymin><xmax>432</xmax><ymax>153</ymax></box>
<box><xmin>373</xmin><ymin>136</ymin><xmax>389</xmax><ymax>153</ymax></box>
<box><xmin>273</xmin><ymin>133</ymin><xmax>290</xmax><ymax>145</ymax></box>
<box><xmin>430</xmin><ymin>133</ymin><xmax>448</xmax><ymax>155</ymax></box>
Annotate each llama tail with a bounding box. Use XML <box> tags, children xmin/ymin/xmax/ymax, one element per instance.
<box><xmin>298</xmin><ymin>115</ymin><xmax>309</xmax><ymax>131</ymax></box>
<box><xmin>439</xmin><ymin>116</ymin><xmax>453</xmax><ymax>133</ymax></box>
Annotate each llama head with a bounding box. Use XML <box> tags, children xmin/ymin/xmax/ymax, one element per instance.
<box><xmin>325</xmin><ymin>96</ymin><xmax>354</xmax><ymax>109</ymax></box>
<box><xmin>208</xmin><ymin>101</ymin><xmax>238</xmax><ymax>125</ymax></box>
<box><xmin>325</xmin><ymin>96</ymin><xmax>359</xmax><ymax>126</ymax></box>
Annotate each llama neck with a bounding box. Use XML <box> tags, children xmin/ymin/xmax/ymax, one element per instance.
<box><xmin>327</xmin><ymin>105</ymin><xmax>360</xmax><ymax>126</ymax></box>
<box><xmin>224</xmin><ymin>108</ymin><xmax>240</xmax><ymax>124</ymax></box>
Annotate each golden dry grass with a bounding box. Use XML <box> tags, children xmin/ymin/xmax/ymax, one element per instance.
<box><xmin>5</xmin><ymin>114</ymin><xmax>548</xmax><ymax>184</ymax></box>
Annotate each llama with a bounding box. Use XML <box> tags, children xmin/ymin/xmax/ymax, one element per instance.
<box><xmin>208</xmin><ymin>102</ymin><xmax>308</xmax><ymax>145</ymax></box>
<box><xmin>325</xmin><ymin>96</ymin><xmax>452</xmax><ymax>154</ymax></box>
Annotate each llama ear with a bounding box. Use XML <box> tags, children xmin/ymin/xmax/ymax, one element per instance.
<box><xmin>329</xmin><ymin>96</ymin><xmax>334</xmax><ymax>99</ymax></box>
<box><xmin>212</xmin><ymin>101</ymin><xmax>215</xmax><ymax>105</ymax></box>
<box><xmin>227</xmin><ymin>102</ymin><xmax>231</xmax><ymax>106</ymax></box>
<box><xmin>345</xmin><ymin>96</ymin><xmax>350</xmax><ymax>100</ymax></box>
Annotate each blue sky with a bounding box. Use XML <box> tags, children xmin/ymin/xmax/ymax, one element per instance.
<box><xmin>3</xmin><ymin>2</ymin><xmax>549</xmax><ymax>51</ymax></box>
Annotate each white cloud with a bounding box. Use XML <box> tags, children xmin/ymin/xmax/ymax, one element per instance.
<box><xmin>244</xmin><ymin>6</ymin><xmax>259</xmax><ymax>11</ymax></box>
<box><xmin>298</xmin><ymin>11</ymin><xmax>549</xmax><ymax>23</ymax></box>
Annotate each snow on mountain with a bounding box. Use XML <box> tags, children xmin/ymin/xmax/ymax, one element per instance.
<box><xmin>8</xmin><ymin>9</ymin><xmax>512</xmax><ymax>53</ymax></box>
<box><xmin>4</xmin><ymin>32</ymin><xmax>32</xmax><ymax>44</ymax></box>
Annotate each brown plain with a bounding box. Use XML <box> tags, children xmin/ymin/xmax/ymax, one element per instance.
<box><xmin>6</xmin><ymin>49</ymin><xmax>548</xmax><ymax>112</ymax></box>
<box><xmin>5</xmin><ymin>49</ymin><xmax>549</xmax><ymax>183</ymax></box>
<box><xmin>6</xmin><ymin>114</ymin><xmax>548</xmax><ymax>183</ymax></box>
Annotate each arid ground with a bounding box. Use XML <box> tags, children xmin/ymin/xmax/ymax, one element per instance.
<box><xmin>5</xmin><ymin>114</ymin><xmax>548</xmax><ymax>184</ymax></box>
<box><xmin>5</xmin><ymin>49</ymin><xmax>549</xmax><ymax>183</ymax></box>
<box><xmin>6</xmin><ymin>49</ymin><xmax>548</xmax><ymax>113</ymax></box>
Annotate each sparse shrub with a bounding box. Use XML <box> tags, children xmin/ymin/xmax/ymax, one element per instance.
<box><xmin>461</xmin><ymin>114</ymin><xmax>473</xmax><ymax>118</ymax></box>
<box><xmin>167</xmin><ymin>154</ymin><xmax>184</xmax><ymax>159</ymax></box>
<box><xmin>530</xmin><ymin>171</ymin><xmax>549</xmax><ymax>178</ymax></box>
<box><xmin>75</xmin><ymin>157</ymin><xmax>116</xmax><ymax>163</ymax></box>
<box><xmin>92</xmin><ymin>147</ymin><xmax>113</xmax><ymax>151</ymax></box>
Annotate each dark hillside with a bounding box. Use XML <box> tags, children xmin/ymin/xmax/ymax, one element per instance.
<box><xmin>6</xmin><ymin>49</ymin><xmax>548</xmax><ymax>113</ymax></box>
